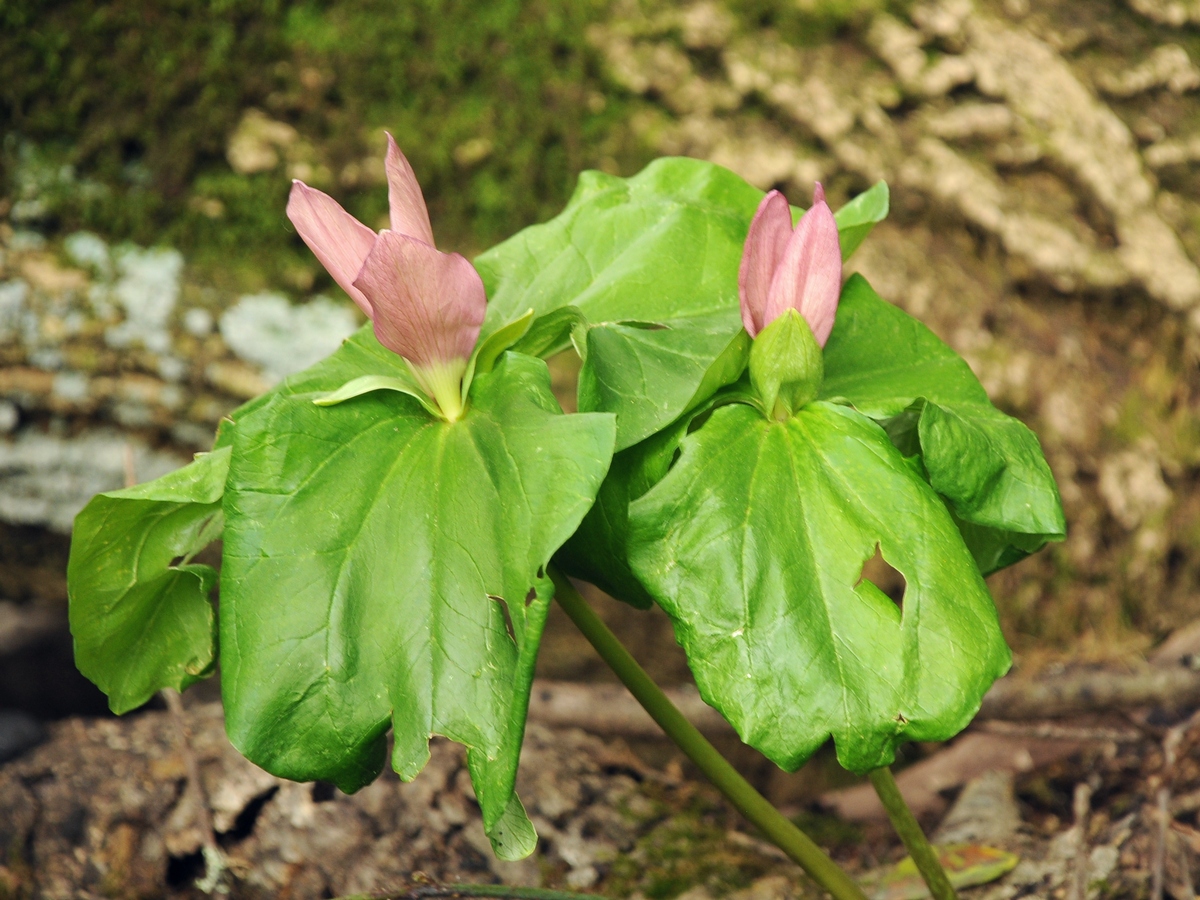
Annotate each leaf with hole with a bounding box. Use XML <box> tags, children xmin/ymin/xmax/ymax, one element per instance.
<box><xmin>627</xmin><ymin>401</ymin><xmax>1011</xmax><ymax>773</ymax></box>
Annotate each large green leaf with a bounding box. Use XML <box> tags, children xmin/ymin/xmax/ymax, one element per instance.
<box><xmin>67</xmin><ymin>447</ymin><xmax>230</xmax><ymax>714</ymax></box>
<box><xmin>627</xmin><ymin>402</ymin><xmax>1011</xmax><ymax>773</ymax></box>
<box><xmin>477</xmin><ymin>158</ymin><xmax>888</xmax><ymax>449</ymax></box>
<box><xmin>822</xmin><ymin>275</ymin><xmax>1065</xmax><ymax>573</ymax></box>
<box><xmin>220</xmin><ymin>350</ymin><xmax>614</xmax><ymax>859</ymax></box>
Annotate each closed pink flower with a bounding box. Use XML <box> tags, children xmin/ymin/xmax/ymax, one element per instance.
<box><xmin>738</xmin><ymin>184</ymin><xmax>842</xmax><ymax>347</ymax></box>
<box><xmin>286</xmin><ymin>134</ymin><xmax>484</xmax><ymax>419</ymax></box>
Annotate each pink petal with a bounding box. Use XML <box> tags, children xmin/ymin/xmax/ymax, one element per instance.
<box><xmin>352</xmin><ymin>231</ymin><xmax>485</xmax><ymax>367</ymax></box>
<box><xmin>287</xmin><ymin>181</ymin><xmax>377</xmax><ymax>317</ymax></box>
<box><xmin>738</xmin><ymin>191</ymin><xmax>793</xmax><ymax>337</ymax></box>
<box><xmin>385</xmin><ymin>133</ymin><xmax>436</xmax><ymax>246</ymax></box>
<box><xmin>764</xmin><ymin>183</ymin><xmax>842</xmax><ymax>347</ymax></box>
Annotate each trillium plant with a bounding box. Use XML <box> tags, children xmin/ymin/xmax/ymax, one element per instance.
<box><xmin>68</xmin><ymin>137</ymin><xmax>1065</xmax><ymax>900</ymax></box>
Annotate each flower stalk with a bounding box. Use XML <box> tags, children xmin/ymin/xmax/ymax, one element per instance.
<box><xmin>550</xmin><ymin>568</ymin><xmax>869</xmax><ymax>900</ymax></box>
<box><xmin>868</xmin><ymin>767</ymin><xmax>959</xmax><ymax>900</ymax></box>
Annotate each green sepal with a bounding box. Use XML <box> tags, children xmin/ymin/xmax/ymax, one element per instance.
<box><xmin>67</xmin><ymin>447</ymin><xmax>231</xmax><ymax>713</ymax></box>
<box><xmin>460</xmin><ymin>308</ymin><xmax>535</xmax><ymax>405</ymax></box>
<box><xmin>313</xmin><ymin>373</ymin><xmax>443</xmax><ymax>418</ymax></box>
<box><xmin>510</xmin><ymin>306</ymin><xmax>590</xmax><ymax>359</ymax></box>
<box><xmin>748</xmin><ymin>309</ymin><xmax>823</xmax><ymax>419</ymax></box>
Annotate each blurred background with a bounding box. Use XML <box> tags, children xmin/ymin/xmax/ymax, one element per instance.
<box><xmin>3</xmin><ymin>0</ymin><xmax>1200</xmax><ymax>779</ymax></box>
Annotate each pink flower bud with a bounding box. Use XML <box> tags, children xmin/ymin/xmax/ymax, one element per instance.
<box><xmin>738</xmin><ymin>184</ymin><xmax>842</xmax><ymax>347</ymax></box>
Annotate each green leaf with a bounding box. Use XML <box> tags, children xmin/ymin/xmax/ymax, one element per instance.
<box><xmin>833</xmin><ymin>180</ymin><xmax>889</xmax><ymax>260</ymax></box>
<box><xmin>509</xmin><ymin>305</ymin><xmax>590</xmax><ymax>359</ymax></box>
<box><xmin>220</xmin><ymin>350</ymin><xmax>615</xmax><ymax>854</ymax></box>
<box><xmin>67</xmin><ymin>447</ymin><xmax>231</xmax><ymax>714</ymax></box>
<box><xmin>477</xmin><ymin>158</ymin><xmax>886</xmax><ymax>448</ymax></box>
<box><xmin>627</xmin><ymin>402</ymin><xmax>1011</xmax><ymax>773</ymax></box>
<box><xmin>578</xmin><ymin>311</ymin><xmax>751</xmax><ymax>449</ymax></box>
<box><xmin>483</xmin><ymin>793</ymin><xmax>539</xmax><ymax>862</ymax></box>
<box><xmin>555</xmin><ymin>410</ymin><xmax>700</xmax><ymax>609</ymax></box>
<box><xmin>822</xmin><ymin>275</ymin><xmax>1064</xmax><ymax>573</ymax></box>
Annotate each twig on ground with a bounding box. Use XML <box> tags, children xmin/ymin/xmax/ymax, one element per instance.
<box><xmin>819</xmin><ymin>732</ymin><xmax>1085</xmax><ymax>823</ymax></box>
<box><xmin>980</xmin><ymin>720</ymin><xmax>1142</xmax><ymax>743</ymax></box>
<box><xmin>1151</xmin><ymin>711</ymin><xmax>1199</xmax><ymax>900</ymax></box>
<box><xmin>978</xmin><ymin>666</ymin><xmax>1200</xmax><ymax>721</ymax></box>
<box><xmin>523</xmin><ymin>621</ymin><xmax>1200</xmax><ymax>739</ymax></box>
<box><xmin>528</xmin><ymin>665</ymin><xmax>1200</xmax><ymax>738</ymax></box>
<box><xmin>1178</xmin><ymin>840</ymin><xmax>1197</xmax><ymax>900</ymax></box>
<box><xmin>527</xmin><ymin>679</ymin><xmax>728</xmax><ymax>737</ymax></box>
<box><xmin>0</xmin><ymin>601</ymin><xmax>63</xmax><ymax>655</ymax></box>
<box><xmin>1071</xmin><ymin>781</ymin><xmax>1093</xmax><ymax>900</ymax></box>
<box><xmin>161</xmin><ymin>688</ymin><xmax>228</xmax><ymax>894</ymax></box>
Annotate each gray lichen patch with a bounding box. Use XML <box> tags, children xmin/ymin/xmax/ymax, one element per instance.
<box><xmin>219</xmin><ymin>292</ymin><xmax>358</xmax><ymax>384</ymax></box>
<box><xmin>0</xmin><ymin>429</ymin><xmax>186</xmax><ymax>533</ymax></box>
<box><xmin>0</xmin><ymin>218</ymin><xmax>365</xmax><ymax>531</ymax></box>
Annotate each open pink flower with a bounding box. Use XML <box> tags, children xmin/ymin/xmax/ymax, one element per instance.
<box><xmin>286</xmin><ymin>134</ymin><xmax>484</xmax><ymax>418</ymax></box>
<box><xmin>738</xmin><ymin>184</ymin><xmax>842</xmax><ymax>347</ymax></box>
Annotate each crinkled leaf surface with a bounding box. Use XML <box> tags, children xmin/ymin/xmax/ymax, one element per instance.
<box><xmin>476</xmin><ymin>158</ymin><xmax>886</xmax><ymax>449</ymax></box>
<box><xmin>67</xmin><ymin>447</ymin><xmax>229</xmax><ymax>713</ymax></box>
<box><xmin>821</xmin><ymin>275</ymin><xmax>1065</xmax><ymax>573</ymax></box>
<box><xmin>220</xmin><ymin>350</ymin><xmax>614</xmax><ymax>859</ymax></box>
<box><xmin>628</xmin><ymin>402</ymin><xmax>1011</xmax><ymax>773</ymax></box>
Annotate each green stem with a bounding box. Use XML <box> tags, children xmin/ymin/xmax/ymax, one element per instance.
<box><xmin>867</xmin><ymin>767</ymin><xmax>957</xmax><ymax>900</ymax></box>
<box><xmin>550</xmin><ymin>568</ymin><xmax>868</xmax><ymax>900</ymax></box>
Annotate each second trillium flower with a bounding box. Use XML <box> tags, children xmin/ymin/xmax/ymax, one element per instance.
<box><xmin>739</xmin><ymin>184</ymin><xmax>842</xmax><ymax>345</ymax></box>
<box><xmin>738</xmin><ymin>185</ymin><xmax>843</xmax><ymax>419</ymax></box>
<box><xmin>287</xmin><ymin>134</ymin><xmax>484</xmax><ymax>421</ymax></box>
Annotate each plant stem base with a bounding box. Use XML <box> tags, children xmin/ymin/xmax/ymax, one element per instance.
<box><xmin>551</xmin><ymin>568</ymin><xmax>869</xmax><ymax>900</ymax></box>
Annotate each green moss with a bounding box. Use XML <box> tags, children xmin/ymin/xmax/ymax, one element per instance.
<box><xmin>790</xmin><ymin>809</ymin><xmax>863</xmax><ymax>849</ymax></box>
<box><xmin>2</xmin><ymin>0</ymin><xmax>652</xmax><ymax>296</ymax></box>
<box><xmin>601</xmin><ymin>791</ymin><xmax>781</xmax><ymax>899</ymax></box>
<box><xmin>283</xmin><ymin>0</ymin><xmax>649</xmax><ymax>249</ymax></box>
<box><xmin>727</xmin><ymin>0</ymin><xmax>906</xmax><ymax>45</ymax></box>
<box><xmin>1</xmin><ymin>0</ymin><xmax>290</xmax><ymax>210</ymax></box>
